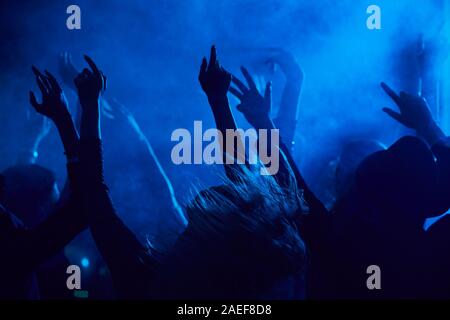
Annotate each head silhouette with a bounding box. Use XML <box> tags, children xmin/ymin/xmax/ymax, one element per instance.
<box><xmin>356</xmin><ymin>136</ymin><xmax>437</xmax><ymax>229</ymax></box>
<box><xmin>335</xmin><ymin>139</ymin><xmax>386</xmax><ymax>198</ymax></box>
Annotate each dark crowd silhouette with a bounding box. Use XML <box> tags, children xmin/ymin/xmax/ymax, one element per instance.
<box><xmin>1</xmin><ymin>45</ymin><xmax>450</xmax><ymax>300</ymax></box>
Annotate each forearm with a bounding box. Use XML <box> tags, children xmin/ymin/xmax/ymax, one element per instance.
<box><xmin>208</xmin><ymin>95</ymin><xmax>249</xmax><ymax>178</ymax></box>
<box><xmin>80</xmin><ymin>100</ymin><xmax>101</xmax><ymax>139</ymax></box>
<box><xmin>80</xmin><ymin>137</ymin><xmax>153</xmax><ymax>298</ymax></box>
<box><xmin>55</xmin><ymin>113</ymin><xmax>79</xmax><ymax>158</ymax></box>
<box><xmin>208</xmin><ymin>95</ymin><xmax>238</xmax><ymax>134</ymax></box>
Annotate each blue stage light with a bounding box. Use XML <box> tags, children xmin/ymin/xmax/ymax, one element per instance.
<box><xmin>81</xmin><ymin>257</ymin><xmax>90</xmax><ymax>268</ymax></box>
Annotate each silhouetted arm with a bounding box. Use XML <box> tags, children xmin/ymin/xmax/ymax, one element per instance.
<box><xmin>229</xmin><ymin>67</ymin><xmax>327</xmax><ymax>216</ymax></box>
<box><xmin>80</xmin><ymin>137</ymin><xmax>155</xmax><ymax>298</ymax></box>
<box><xmin>59</xmin><ymin>50</ymin><xmax>163</xmax><ymax>185</ymax></box>
<box><xmin>75</xmin><ymin>56</ymin><xmax>155</xmax><ymax>298</ymax></box>
<box><xmin>0</xmin><ymin>67</ymin><xmax>88</xmax><ymax>271</ymax></box>
<box><xmin>382</xmin><ymin>82</ymin><xmax>450</xmax><ymax>213</ymax></box>
<box><xmin>381</xmin><ymin>82</ymin><xmax>445</xmax><ymax>144</ymax></box>
<box><xmin>199</xmin><ymin>46</ymin><xmax>249</xmax><ymax>181</ymax></box>
<box><xmin>58</xmin><ymin>52</ymin><xmax>115</xmax><ymax>131</ymax></box>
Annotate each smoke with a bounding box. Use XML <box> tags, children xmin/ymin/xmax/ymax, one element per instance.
<box><xmin>0</xmin><ymin>0</ymin><xmax>448</xmax><ymax>232</ymax></box>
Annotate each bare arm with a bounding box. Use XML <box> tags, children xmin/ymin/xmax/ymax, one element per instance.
<box><xmin>2</xmin><ymin>66</ymin><xmax>88</xmax><ymax>270</ymax></box>
<box><xmin>75</xmin><ymin>56</ymin><xmax>154</xmax><ymax>298</ymax></box>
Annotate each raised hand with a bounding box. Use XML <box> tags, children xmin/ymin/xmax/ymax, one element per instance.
<box><xmin>74</xmin><ymin>55</ymin><xmax>106</xmax><ymax>139</ymax></box>
<box><xmin>30</xmin><ymin>66</ymin><xmax>79</xmax><ymax>158</ymax></box>
<box><xmin>381</xmin><ymin>82</ymin><xmax>445</xmax><ymax>144</ymax></box>
<box><xmin>58</xmin><ymin>52</ymin><xmax>79</xmax><ymax>90</ymax></box>
<box><xmin>198</xmin><ymin>46</ymin><xmax>231</xmax><ymax>100</ymax></box>
<box><xmin>30</xmin><ymin>66</ymin><xmax>70</xmax><ymax>123</ymax></box>
<box><xmin>381</xmin><ymin>82</ymin><xmax>434</xmax><ymax>130</ymax></box>
<box><xmin>74</xmin><ymin>55</ymin><xmax>107</xmax><ymax>108</ymax></box>
<box><xmin>229</xmin><ymin>66</ymin><xmax>272</xmax><ymax>129</ymax></box>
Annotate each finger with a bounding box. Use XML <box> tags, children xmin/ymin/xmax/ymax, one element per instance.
<box><xmin>381</xmin><ymin>82</ymin><xmax>401</xmax><ymax>106</ymax></box>
<box><xmin>229</xmin><ymin>87</ymin><xmax>243</xmax><ymax>100</ymax></box>
<box><xmin>208</xmin><ymin>45</ymin><xmax>217</xmax><ymax>69</ymax></box>
<box><xmin>231</xmin><ymin>75</ymin><xmax>248</xmax><ymax>93</ymax></box>
<box><xmin>40</xmin><ymin>75</ymin><xmax>52</xmax><ymax>92</ymax></box>
<box><xmin>34</xmin><ymin>74</ymin><xmax>49</xmax><ymax>95</ymax></box>
<box><xmin>84</xmin><ymin>55</ymin><xmax>101</xmax><ymax>77</ymax></box>
<box><xmin>199</xmin><ymin>57</ymin><xmax>207</xmax><ymax>78</ymax></box>
<box><xmin>240</xmin><ymin>66</ymin><xmax>257</xmax><ymax>90</ymax></box>
<box><xmin>29</xmin><ymin>91</ymin><xmax>41</xmax><ymax>110</ymax></box>
<box><xmin>264</xmin><ymin>81</ymin><xmax>272</xmax><ymax>104</ymax></box>
<box><xmin>32</xmin><ymin>66</ymin><xmax>52</xmax><ymax>92</ymax></box>
<box><xmin>221</xmin><ymin>67</ymin><xmax>231</xmax><ymax>82</ymax></box>
<box><xmin>32</xmin><ymin>66</ymin><xmax>45</xmax><ymax>85</ymax></box>
<box><xmin>32</xmin><ymin>66</ymin><xmax>50</xmax><ymax>86</ymax></box>
<box><xmin>44</xmin><ymin>70</ymin><xmax>62</xmax><ymax>92</ymax></box>
<box><xmin>32</xmin><ymin>65</ymin><xmax>44</xmax><ymax>78</ymax></box>
<box><xmin>382</xmin><ymin>108</ymin><xmax>407</xmax><ymax>126</ymax></box>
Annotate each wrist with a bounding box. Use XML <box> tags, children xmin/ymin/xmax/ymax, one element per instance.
<box><xmin>207</xmin><ymin>93</ymin><xmax>228</xmax><ymax>106</ymax></box>
<box><xmin>80</xmin><ymin>98</ymin><xmax>100</xmax><ymax>112</ymax></box>
<box><xmin>54</xmin><ymin>112</ymin><xmax>73</xmax><ymax>129</ymax></box>
<box><xmin>56</xmin><ymin>121</ymin><xmax>79</xmax><ymax>158</ymax></box>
